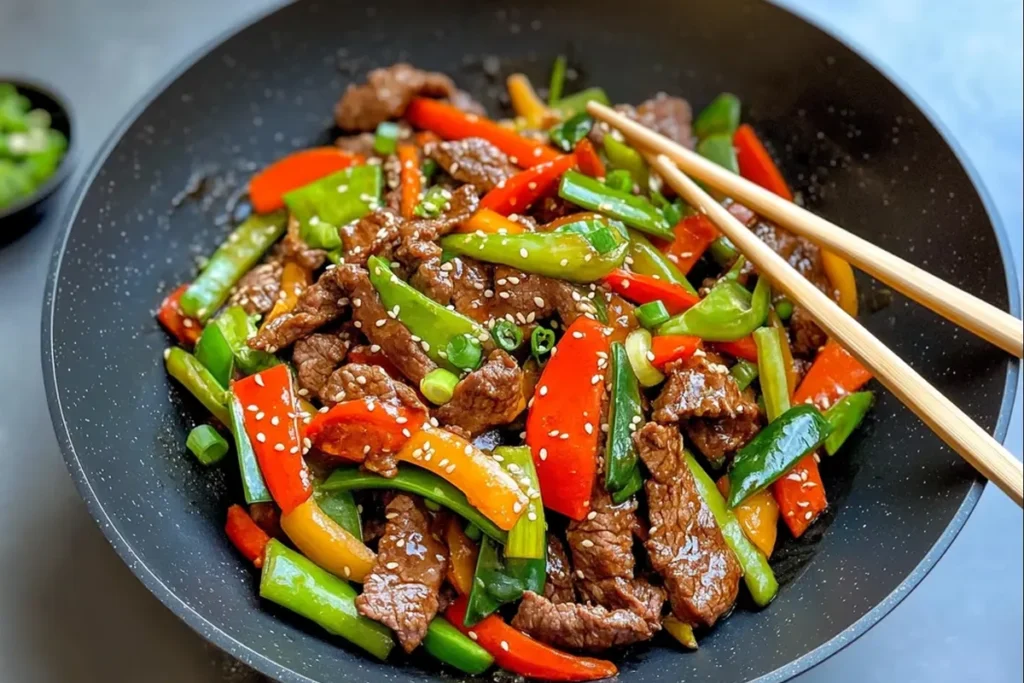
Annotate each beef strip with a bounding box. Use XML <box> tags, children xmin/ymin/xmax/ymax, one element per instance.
<box><xmin>685</xmin><ymin>417</ymin><xmax>761</xmax><ymax>470</ymax></box>
<box><xmin>652</xmin><ymin>352</ymin><xmax>758</xmax><ymax>422</ymax></box>
<box><xmin>635</xmin><ymin>423</ymin><xmax>741</xmax><ymax>627</ymax></box>
<box><xmin>530</xmin><ymin>196</ymin><xmax>578</xmax><ymax>224</ymax></box>
<box><xmin>426</xmin><ymin>137</ymin><xmax>517</xmax><ymax>193</ymax></box>
<box><xmin>435</xmin><ymin>350</ymin><xmax>524</xmax><ymax>436</ymax></box>
<box><xmin>511</xmin><ymin>591</ymin><xmax>659</xmax><ymax>652</ymax></box>
<box><xmin>292</xmin><ymin>330</ymin><xmax>351</xmax><ymax>402</ymax></box>
<box><xmin>355</xmin><ymin>495</ymin><xmax>448</xmax><ymax>652</ymax></box>
<box><xmin>335</xmin><ymin>63</ymin><xmax>456</xmax><ymax>131</ymax></box>
<box><xmin>228</xmin><ymin>262</ymin><xmax>282</xmax><ymax>316</ymax></box>
<box><xmin>278</xmin><ymin>216</ymin><xmax>328</xmax><ymax>271</ymax></box>
<box><xmin>490</xmin><ymin>267</ymin><xmax>597</xmax><ymax>326</ymax></box>
<box><xmin>789</xmin><ymin>305</ymin><xmax>828</xmax><ymax>357</ymax></box>
<box><xmin>250</xmin><ymin>266</ymin><xmax>350</xmax><ymax>352</ymax></box>
<box><xmin>544</xmin><ymin>536</ymin><xmax>576</xmax><ymax>604</ymax></box>
<box><xmin>410</xmin><ymin>255</ymin><xmax>494</xmax><ymax>323</ymax></box>
<box><xmin>340</xmin><ymin>209</ymin><xmax>403</xmax><ymax>266</ymax></box>
<box><xmin>393</xmin><ymin>184</ymin><xmax>478</xmax><ymax>269</ymax></box>
<box><xmin>335</xmin><ymin>132</ymin><xmax>377</xmax><ymax>157</ymax></box>
<box><xmin>589</xmin><ymin>96</ymin><xmax>694</xmax><ymax>150</ymax></box>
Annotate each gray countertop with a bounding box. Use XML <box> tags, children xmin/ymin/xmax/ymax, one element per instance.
<box><xmin>0</xmin><ymin>0</ymin><xmax>1020</xmax><ymax>681</ymax></box>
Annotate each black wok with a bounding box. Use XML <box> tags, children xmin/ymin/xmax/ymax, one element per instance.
<box><xmin>42</xmin><ymin>1</ymin><xmax>1020</xmax><ymax>681</ymax></box>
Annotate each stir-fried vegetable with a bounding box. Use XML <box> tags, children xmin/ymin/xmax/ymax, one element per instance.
<box><xmin>284</xmin><ymin>165</ymin><xmax>382</xmax><ymax>252</ymax></box>
<box><xmin>185</xmin><ymin>424</ymin><xmax>229</xmax><ymax>465</ymax></box>
<box><xmin>397</xmin><ymin>142</ymin><xmax>421</xmax><ymax>219</ymax></box>
<box><xmin>549</xmin><ymin>113</ymin><xmax>593</xmax><ymax>153</ymax></box>
<box><xmin>421</xmin><ymin>617</ymin><xmax>495</xmax><ymax>675</ymax></box>
<box><xmin>823</xmin><ymin>391</ymin><xmax>874</xmax><ymax>455</ymax></box>
<box><xmin>164</xmin><ymin>347</ymin><xmax>230</xmax><ymax>426</ymax></box>
<box><xmin>660</xmin><ymin>213</ymin><xmax>719</xmax><ymax>275</ymax></box>
<box><xmin>156</xmin><ymin>284</ymin><xmax>202</xmax><ymax>346</ymax></box>
<box><xmin>508</xmin><ymin>74</ymin><xmax>558</xmax><ymax>129</ymax></box>
<box><xmin>605</xmin><ymin>342</ymin><xmax>643</xmax><ymax>495</ymax></box>
<box><xmin>559</xmin><ymin>170</ymin><xmax>672</xmax><ymax>239</ymax></box>
<box><xmin>624</xmin><ymin>328</ymin><xmax>665</xmax><ymax>387</ymax></box>
<box><xmin>464</xmin><ymin>536</ymin><xmax>545</xmax><ymax>626</ymax></box>
<box><xmin>792</xmin><ymin>339</ymin><xmax>872</xmax><ymax>409</ymax></box>
<box><xmin>551</xmin><ymin>87</ymin><xmax>610</xmax><ymax>118</ymax></box>
<box><xmin>279</xmin><ymin>496</ymin><xmax>376</xmax><ymax>582</ymax></box>
<box><xmin>313</xmin><ymin>487</ymin><xmax>363</xmax><ymax>541</ymax></box>
<box><xmin>420</xmin><ymin>368</ymin><xmax>461</xmax><ymax>405</ymax></box>
<box><xmin>305</xmin><ymin>397</ymin><xmax>425</xmax><ymax>462</ymax></box>
<box><xmin>717</xmin><ymin>476</ymin><xmax>779</xmax><ymax>558</ymax></box>
<box><xmin>663</xmin><ymin>615</ymin><xmax>698</xmax><ymax>650</ymax></box>
<box><xmin>445</xmin><ymin>518</ymin><xmax>479</xmax><ymax>595</ymax></box>
<box><xmin>657</xmin><ymin>275</ymin><xmax>770</xmax><ymax>341</ymax></box>
<box><xmin>227</xmin><ymin>394</ymin><xmax>272</xmax><ymax>504</ymax></box>
<box><xmin>224</xmin><ymin>504</ymin><xmax>271</xmax><ymax>567</ymax></box>
<box><xmin>530</xmin><ymin>325</ymin><xmax>557</xmax><ymax>361</ymax></box>
<box><xmin>730</xmin><ymin>359</ymin><xmax>760</xmax><ymax>391</ymax></box>
<box><xmin>697</xmin><ymin>133</ymin><xmax>739</xmax><ymax>174</ymax></box>
<box><xmin>210</xmin><ymin>305</ymin><xmax>279</xmax><ymax>375</ymax></box>
<box><xmin>491</xmin><ymin>319</ymin><xmax>524</xmax><ymax>352</ymax></box>
<box><xmin>635</xmin><ymin>300</ymin><xmax>670</xmax><ymax>329</ymax></box>
<box><xmin>459</xmin><ymin>208</ymin><xmax>526</xmax><ymax>235</ymax></box>
<box><xmin>604</xmin><ymin>269</ymin><xmax>700</xmax><ymax>314</ymax></box>
<box><xmin>602</xmin><ymin>135</ymin><xmax>649</xmax><ymax>190</ymax></box>
<box><xmin>649</xmin><ymin>334</ymin><xmax>701</xmax><ymax>369</ymax></box>
<box><xmin>547</xmin><ymin>56</ymin><xmax>568</xmax><ymax>105</ymax></box>
<box><xmin>627</xmin><ymin>230</ymin><xmax>698</xmax><ymax>293</ymax></box>
<box><xmin>250</xmin><ymin>148</ymin><xmax>364</xmax><ymax>214</ymax></box>
<box><xmin>498</xmin><ymin>446</ymin><xmax>545</xmax><ymax>560</ymax></box>
<box><xmin>480</xmin><ymin>154</ymin><xmax>577</xmax><ymax>215</ymax></box>
<box><xmin>753</xmin><ymin>326</ymin><xmax>791</xmax><ymax>422</ymax></box>
<box><xmin>773</xmin><ymin>454</ymin><xmax>828</xmax><ymax>538</ymax></box>
<box><xmin>694</xmin><ymin>93</ymin><xmax>742</xmax><ymax>139</ymax></box>
<box><xmin>193</xmin><ymin>323</ymin><xmax>233</xmax><ymax>388</ymax></box>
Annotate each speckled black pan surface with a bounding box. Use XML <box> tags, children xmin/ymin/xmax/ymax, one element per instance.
<box><xmin>42</xmin><ymin>1</ymin><xmax>1020</xmax><ymax>682</ymax></box>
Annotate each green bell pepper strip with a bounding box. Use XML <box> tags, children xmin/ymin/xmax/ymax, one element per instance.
<box><xmin>730</xmin><ymin>360</ymin><xmax>760</xmax><ymax>391</ymax></box>
<box><xmin>549</xmin><ymin>112</ymin><xmax>593</xmax><ymax>153</ymax></box>
<box><xmin>610</xmin><ymin>466</ymin><xmax>644</xmax><ymax>504</ymax></box>
<box><xmin>464</xmin><ymin>536</ymin><xmax>545</xmax><ymax>626</ymax></box>
<box><xmin>696</xmin><ymin>133</ymin><xmax>739</xmax><ymax>175</ymax></box>
<box><xmin>210</xmin><ymin>306</ymin><xmax>279</xmax><ymax>375</ymax></box>
<box><xmin>228</xmin><ymin>394</ymin><xmax>272</xmax><ymax>504</ymax></box>
<box><xmin>193</xmin><ymin>322</ymin><xmax>234</xmax><ymax>388</ymax></box>
<box><xmin>440</xmin><ymin>227</ymin><xmax>627</xmax><ymax>284</ymax></box>
<box><xmin>185</xmin><ymin>424</ymin><xmax>229</xmax><ymax>466</ymax></box>
<box><xmin>605</xmin><ymin>342</ymin><xmax>643</xmax><ymax>494</ymax></box>
<box><xmin>547</xmin><ymin>55</ymin><xmax>568</xmax><ymax>106</ymax></box>
<box><xmin>727</xmin><ymin>404</ymin><xmax>832</xmax><ymax>507</ymax></box>
<box><xmin>320</xmin><ymin>466</ymin><xmax>507</xmax><ymax>543</ymax></box>
<box><xmin>495</xmin><ymin>446</ymin><xmax>545</xmax><ymax>561</ymax></box>
<box><xmin>604</xmin><ymin>169</ymin><xmax>633</xmax><ymax>193</ymax></box>
<box><xmin>753</xmin><ymin>326</ymin><xmax>791</xmax><ymax>423</ymax></box>
<box><xmin>179</xmin><ymin>211</ymin><xmax>288</xmax><ymax>321</ymax></box>
<box><xmin>603</xmin><ymin>135</ymin><xmax>649</xmax><ymax>191</ymax></box>
<box><xmin>558</xmin><ymin>170</ymin><xmax>672</xmax><ymax>240</ymax></box>
<box><xmin>313</xmin><ymin>487</ymin><xmax>363</xmax><ymax>541</ymax></box>
<box><xmin>259</xmin><ymin>539</ymin><xmax>395</xmax><ymax>660</ymax></box>
<box><xmin>367</xmin><ymin>256</ymin><xmax>490</xmax><ymax>373</ymax></box>
<box><xmin>693</xmin><ymin>93</ymin><xmax>742</xmax><ymax>139</ymax></box>
<box><xmin>684</xmin><ymin>451</ymin><xmax>778</xmax><ymax>607</ymax></box>
<box><xmin>551</xmin><ymin>87</ymin><xmax>610</xmax><ymax>117</ymax></box>
<box><xmin>422</xmin><ymin>617</ymin><xmax>495</xmax><ymax>675</ymax></box>
<box><xmin>626</xmin><ymin>230</ymin><xmax>698</xmax><ymax>294</ymax></box>
<box><xmin>284</xmin><ymin>165</ymin><xmax>382</xmax><ymax>249</ymax></box>
<box><xmin>165</xmin><ymin>347</ymin><xmax>231</xmax><ymax>427</ymax></box>
<box><xmin>657</xmin><ymin>275</ymin><xmax>770</xmax><ymax>341</ymax></box>
<box><xmin>824</xmin><ymin>391</ymin><xmax>874</xmax><ymax>455</ymax></box>
<box><xmin>708</xmin><ymin>236</ymin><xmax>739</xmax><ymax>267</ymax></box>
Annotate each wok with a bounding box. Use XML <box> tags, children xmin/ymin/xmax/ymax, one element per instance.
<box><xmin>42</xmin><ymin>1</ymin><xmax>1020</xmax><ymax>681</ymax></box>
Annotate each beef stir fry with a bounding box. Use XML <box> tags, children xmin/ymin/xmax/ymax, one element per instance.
<box><xmin>159</xmin><ymin>62</ymin><xmax>875</xmax><ymax>681</ymax></box>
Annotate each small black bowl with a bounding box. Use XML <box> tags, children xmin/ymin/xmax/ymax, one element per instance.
<box><xmin>0</xmin><ymin>78</ymin><xmax>74</xmax><ymax>244</ymax></box>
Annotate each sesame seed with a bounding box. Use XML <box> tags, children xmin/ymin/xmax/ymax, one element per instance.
<box><xmin>519</xmin><ymin>247</ymin><xmax>529</xmax><ymax>259</ymax></box>
<box><xmin>468</xmin><ymin>631</ymin><xmax>478</xmax><ymax>641</ymax></box>
<box><xmin>584</xmin><ymin>423</ymin><xmax>594</xmax><ymax>434</ymax></box>
<box><xmin>572</xmin><ymin>331</ymin><xmax>584</xmax><ymax>339</ymax></box>
<box><xmin>255</xmin><ymin>411</ymin><xmax>265</xmax><ymax>421</ymax></box>
<box><xmin>581</xmin><ymin>539</ymin><xmax>594</xmax><ymax>548</ymax></box>
<box><xmin>274</xmin><ymin>443</ymin><xmax>285</xmax><ymax>452</ymax></box>
<box><xmin>804</xmin><ymin>511</ymin><xmax>814</xmax><ymax>520</ymax></box>
<box><xmin>587</xmin><ymin>511</ymin><xmax>598</xmax><ymax>520</ymax></box>
<box><xmin>576</xmin><ymin>570</ymin><xmax>585</xmax><ymax>579</ymax></box>
<box><xmin>385</xmin><ymin>562</ymin><xmax>400</xmax><ymax>570</ymax></box>
<box><xmin>548</xmin><ymin>430</ymin><xmax>560</xmax><ymax>437</ymax></box>
<box><xmin>513</xmin><ymin>501</ymin><xmax>523</xmax><ymax>513</ymax></box>
<box><xmin>253</xmin><ymin>374</ymin><xmax>264</xmax><ymax>387</ymax></box>
<box><xmin>270</xmin><ymin>415</ymin><xmax>280</xmax><ymax>426</ymax></box>
<box><xmin>500</xmin><ymin>641</ymin><xmax>510</xmax><ymax>652</ymax></box>
<box><xmin>539</xmin><ymin>448</ymin><xmax>548</xmax><ymax>461</ymax></box>
<box><xmin>538</xmin><ymin>386</ymin><xmax>548</xmax><ymax>397</ymax></box>
<box><xmin>343</xmin><ymin>566</ymin><xmax>351</xmax><ymax>577</ymax></box>
<box><xmin>591</xmin><ymin>374</ymin><xmax>601</xmax><ymax>385</ymax></box>
<box><xmin>255</xmin><ymin>433</ymin><xmax>266</xmax><ymax>443</ymax></box>
<box><xmin>246</xmin><ymin>405</ymin><xmax>258</xmax><ymax>412</ymax></box>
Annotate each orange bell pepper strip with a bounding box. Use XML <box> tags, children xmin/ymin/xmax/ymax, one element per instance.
<box><xmin>225</xmin><ymin>504</ymin><xmax>272</xmax><ymax>568</ymax></box>
<box><xmin>603</xmin><ymin>269</ymin><xmax>701</xmax><ymax>315</ymax></box>
<box><xmin>792</xmin><ymin>339</ymin><xmax>872</xmax><ymax>410</ymax></box>
<box><xmin>445</xmin><ymin>518</ymin><xmax>479</xmax><ymax>595</ymax></box>
<box><xmin>249</xmin><ymin>147</ymin><xmax>364</xmax><ymax>214</ymax></box>
<box><xmin>261</xmin><ymin>260</ymin><xmax>312</xmax><ymax>330</ymax></box>
<box><xmin>396</xmin><ymin>427</ymin><xmax>528</xmax><ymax>531</ymax></box>
<box><xmin>305</xmin><ymin>398</ymin><xmax>426</xmax><ymax>462</ymax></box>
<box><xmin>157</xmin><ymin>284</ymin><xmax>202</xmax><ymax>346</ymax></box>
<box><xmin>457</xmin><ymin>208</ymin><xmax>526</xmax><ymax>235</ymax></box>
<box><xmin>507</xmin><ymin>74</ymin><xmax>559</xmax><ymax>129</ymax></box>
<box><xmin>478</xmin><ymin>154</ymin><xmax>577</xmax><ymax>216</ymax></box>
<box><xmin>734</xmin><ymin>124</ymin><xmax>793</xmax><ymax>202</ymax></box>
<box><xmin>397</xmin><ymin>143</ymin><xmax>421</xmax><ymax>219</ymax></box>
<box><xmin>526</xmin><ymin>316</ymin><xmax>610</xmax><ymax>520</ymax></box>
<box><xmin>711</xmin><ymin>336</ymin><xmax>759</xmax><ymax>363</ymax></box>
<box><xmin>650</xmin><ymin>335</ymin><xmax>702</xmax><ymax>369</ymax></box>
<box><xmin>717</xmin><ymin>477</ymin><xmax>779</xmax><ymax>557</ymax></box>
<box><xmin>445</xmin><ymin>596</ymin><xmax>618</xmax><ymax>682</ymax></box>
<box><xmin>772</xmin><ymin>454</ymin><xmax>827</xmax><ymax>538</ymax></box>
<box><xmin>279</xmin><ymin>496</ymin><xmax>376</xmax><ymax>581</ymax></box>
<box><xmin>573</xmin><ymin>138</ymin><xmax>605</xmax><ymax>178</ymax></box>
<box><xmin>660</xmin><ymin>213</ymin><xmax>719</xmax><ymax>275</ymax></box>
<box><xmin>405</xmin><ymin>97</ymin><xmax>560</xmax><ymax>167</ymax></box>
<box><xmin>232</xmin><ymin>365</ymin><xmax>312</xmax><ymax>514</ymax></box>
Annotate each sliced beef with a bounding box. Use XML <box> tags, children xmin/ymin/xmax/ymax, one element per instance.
<box><xmin>426</xmin><ymin>137</ymin><xmax>517</xmax><ymax>193</ymax></box>
<box><xmin>293</xmin><ymin>330</ymin><xmax>351</xmax><ymax>402</ymax></box>
<box><xmin>544</xmin><ymin>536</ymin><xmax>576</xmax><ymax>604</ymax></box>
<box><xmin>355</xmin><ymin>495</ymin><xmax>448</xmax><ymax>652</ymax></box>
<box><xmin>393</xmin><ymin>184</ymin><xmax>478</xmax><ymax>269</ymax></box>
<box><xmin>511</xmin><ymin>591</ymin><xmax>658</xmax><ymax>652</ymax></box>
<box><xmin>436</xmin><ymin>350</ymin><xmax>524</xmax><ymax>436</ymax></box>
<box><xmin>340</xmin><ymin>209</ymin><xmax>403</xmax><ymax>266</ymax></box>
<box><xmin>635</xmin><ymin>93</ymin><xmax>695</xmax><ymax>149</ymax></box>
<box><xmin>228</xmin><ymin>262</ymin><xmax>282</xmax><ymax>316</ymax></box>
<box><xmin>335</xmin><ymin>132</ymin><xmax>377</xmax><ymax>157</ymax></box>
<box><xmin>685</xmin><ymin>417</ymin><xmax>760</xmax><ymax>470</ymax></box>
<box><xmin>789</xmin><ymin>306</ymin><xmax>828</xmax><ymax>357</ymax></box>
<box><xmin>531</xmin><ymin>196</ymin><xmax>578</xmax><ymax>224</ymax></box>
<box><xmin>250</xmin><ymin>265</ymin><xmax>351</xmax><ymax>352</ymax></box>
<box><xmin>652</xmin><ymin>352</ymin><xmax>758</xmax><ymax>423</ymax></box>
<box><xmin>335</xmin><ymin>63</ymin><xmax>456</xmax><ymax>131</ymax></box>
<box><xmin>279</xmin><ymin>216</ymin><xmax>328</xmax><ymax>271</ymax></box>
<box><xmin>635</xmin><ymin>423</ymin><xmax>741</xmax><ymax>627</ymax></box>
<box><xmin>490</xmin><ymin>267</ymin><xmax>597</xmax><ymax>326</ymax></box>
<box><xmin>409</xmin><ymin>257</ymin><xmax>453</xmax><ymax>305</ymax></box>
<box><xmin>407</xmin><ymin>254</ymin><xmax>494</xmax><ymax>321</ymax></box>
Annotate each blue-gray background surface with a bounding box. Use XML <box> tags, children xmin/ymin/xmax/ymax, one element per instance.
<box><xmin>0</xmin><ymin>0</ymin><xmax>1020</xmax><ymax>681</ymax></box>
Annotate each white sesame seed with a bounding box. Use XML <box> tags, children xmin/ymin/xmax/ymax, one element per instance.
<box><xmin>539</xmin><ymin>385</ymin><xmax>548</xmax><ymax>396</ymax></box>
<box><xmin>253</xmin><ymin>373</ymin><xmax>264</xmax><ymax>387</ymax></box>
<box><xmin>539</xmin><ymin>448</ymin><xmax>548</xmax><ymax>461</ymax></box>
<box><xmin>385</xmin><ymin>562</ymin><xmax>400</xmax><ymax>570</ymax></box>
<box><xmin>581</xmin><ymin>539</ymin><xmax>594</xmax><ymax>548</ymax></box>
<box><xmin>255</xmin><ymin>433</ymin><xmax>266</xmax><ymax>443</ymax></box>
<box><xmin>500</xmin><ymin>641</ymin><xmax>510</xmax><ymax>652</ymax></box>
<box><xmin>274</xmin><ymin>443</ymin><xmax>285</xmax><ymax>452</ymax></box>
<box><xmin>254</xmin><ymin>411</ymin><xmax>265</xmax><ymax>421</ymax></box>
<box><xmin>587</xmin><ymin>511</ymin><xmax>598</xmax><ymax>520</ymax></box>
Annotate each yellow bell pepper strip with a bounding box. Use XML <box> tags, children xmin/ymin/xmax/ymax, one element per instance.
<box><xmin>457</xmin><ymin>208</ymin><xmax>526</xmax><ymax>235</ymax></box>
<box><xmin>405</xmin><ymin>97</ymin><xmax>560</xmax><ymax>167</ymax></box>
<box><xmin>479</xmin><ymin>153</ymin><xmax>577</xmax><ymax>215</ymax></box>
<box><xmin>717</xmin><ymin>475</ymin><xmax>779</xmax><ymax>558</ymax></box>
<box><xmin>662</xmin><ymin>615</ymin><xmax>698</xmax><ymax>650</ymax></box>
<box><xmin>261</xmin><ymin>260</ymin><xmax>312</xmax><ymax>329</ymax></box>
<box><xmin>231</xmin><ymin>364</ymin><xmax>311</xmax><ymax>514</ymax></box>
<box><xmin>279</xmin><ymin>496</ymin><xmax>376</xmax><ymax>582</ymax></box>
<box><xmin>559</xmin><ymin>170</ymin><xmax>673</xmax><ymax>240</ymax></box>
<box><xmin>179</xmin><ymin>210</ymin><xmax>288</xmax><ymax>321</ymax></box>
<box><xmin>792</xmin><ymin>339</ymin><xmax>872</xmax><ymax>410</ymax></box>
<box><xmin>526</xmin><ymin>316</ymin><xmax>610</xmax><ymax>520</ymax></box>
<box><xmin>445</xmin><ymin>517</ymin><xmax>479</xmax><ymax>595</ymax></box>
<box><xmin>657</xmin><ymin>275</ymin><xmax>771</xmax><ymax>341</ymax></box>
<box><xmin>164</xmin><ymin>346</ymin><xmax>231</xmax><ymax>427</ymax></box>
<box><xmin>627</xmin><ymin>230</ymin><xmax>698</xmax><ymax>294</ymax></box>
<box><xmin>397</xmin><ymin>427</ymin><xmax>529</xmax><ymax>532</ymax></box>
<box><xmin>259</xmin><ymin>539</ymin><xmax>394</xmax><ymax>660</ymax></box>
<box><xmin>822</xmin><ymin>250</ymin><xmax>859</xmax><ymax>316</ymax></box>
<box><xmin>507</xmin><ymin>74</ymin><xmax>559</xmax><ymax>129</ymax></box>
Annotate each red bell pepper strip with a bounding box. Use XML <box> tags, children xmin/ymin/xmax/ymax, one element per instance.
<box><xmin>733</xmin><ymin>124</ymin><xmax>793</xmax><ymax>201</ymax></box>
<box><xmin>772</xmin><ymin>454</ymin><xmax>827</xmax><ymax>538</ymax></box>
<box><xmin>573</xmin><ymin>138</ymin><xmax>605</xmax><ymax>178</ymax></box>
<box><xmin>225</xmin><ymin>504</ymin><xmax>271</xmax><ymax>567</ymax></box>
<box><xmin>232</xmin><ymin>365</ymin><xmax>312</xmax><ymax>514</ymax></box>
<box><xmin>712</xmin><ymin>335</ymin><xmax>759</xmax><ymax>363</ymax></box>
<box><xmin>660</xmin><ymin>213</ymin><xmax>719</xmax><ymax>275</ymax></box>
<box><xmin>603</xmin><ymin>269</ymin><xmax>701</xmax><ymax>315</ymax></box>
<box><xmin>304</xmin><ymin>397</ymin><xmax>425</xmax><ymax>462</ymax></box>
<box><xmin>157</xmin><ymin>284</ymin><xmax>202</xmax><ymax>346</ymax></box>
<box><xmin>792</xmin><ymin>339</ymin><xmax>872</xmax><ymax>410</ymax></box>
<box><xmin>479</xmin><ymin>154</ymin><xmax>577</xmax><ymax>216</ymax></box>
<box><xmin>397</xmin><ymin>143</ymin><xmax>421</xmax><ymax>219</ymax></box>
<box><xmin>650</xmin><ymin>335</ymin><xmax>702</xmax><ymax>368</ymax></box>
<box><xmin>249</xmin><ymin>147</ymin><xmax>365</xmax><ymax>214</ymax></box>
<box><xmin>445</xmin><ymin>596</ymin><xmax>618</xmax><ymax>682</ymax></box>
<box><xmin>405</xmin><ymin>98</ymin><xmax>560</xmax><ymax>167</ymax></box>
<box><xmin>526</xmin><ymin>317</ymin><xmax>610</xmax><ymax>520</ymax></box>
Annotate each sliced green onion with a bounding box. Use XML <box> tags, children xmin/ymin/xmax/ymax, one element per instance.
<box><xmin>530</xmin><ymin>326</ymin><xmax>556</xmax><ymax>361</ymax></box>
<box><xmin>605</xmin><ymin>169</ymin><xmax>633</xmax><ymax>193</ymax></box>
<box><xmin>420</xmin><ymin>368</ymin><xmax>461</xmax><ymax>405</ymax></box>
<box><xmin>372</xmin><ymin>121</ymin><xmax>401</xmax><ymax>155</ymax></box>
<box><xmin>186</xmin><ymin>424</ymin><xmax>229</xmax><ymax>466</ymax></box>
<box><xmin>582</xmin><ymin>226</ymin><xmax>617</xmax><ymax>254</ymax></box>
<box><xmin>421</xmin><ymin>158</ymin><xmax>439</xmax><ymax>182</ymax></box>
<box><xmin>730</xmin><ymin>360</ymin><xmax>760</xmax><ymax>391</ymax></box>
<box><xmin>624</xmin><ymin>328</ymin><xmax>664</xmax><ymax>387</ymax></box>
<box><xmin>491</xmin><ymin>319</ymin><xmax>523</xmax><ymax>352</ymax></box>
<box><xmin>496</xmin><ymin>446</ymin><xmax>545</xmax><ymax>560</ymax></box>
<box><xmin>547</xmin><ymin>55</ymin><xmax>567</xmax><ymax>105</ymax></box>
<box><xmin>446</xmin><ymin>333</ymin><xmax>483</xmax><ymax>372</ymax></box>
<box><xmin>775</xmin><ymin>298</ymin><xmax>794</xmax><ymax>321</ymax></box>
<box><xmin>635</xmin><ymin>300</ymin><xmax>670</xmax><ymax>329</ymax></box>
<box><xmin>414</xmin><ymin>185</ymin><xmax>449</xmax><ymax>218</ymax></box>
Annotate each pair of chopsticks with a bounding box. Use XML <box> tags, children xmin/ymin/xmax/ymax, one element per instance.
<box><xmin>587</xmin><ymin>102</ymin><xmax>1024</xmax><ymax>507</ymax></box>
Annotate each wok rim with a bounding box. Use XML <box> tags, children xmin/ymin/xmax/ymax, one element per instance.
<box><xmin>39</xmin><ymin>2</ymin><xmax>1021</xmax><ymax>682</ymax></box>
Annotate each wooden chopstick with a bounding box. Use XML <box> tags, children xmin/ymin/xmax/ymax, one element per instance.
<box><xmin>587</xmin><ymin>102</ymin><xmax>1023</xmax><ymax>358</ymax></box>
